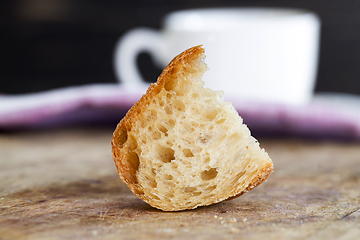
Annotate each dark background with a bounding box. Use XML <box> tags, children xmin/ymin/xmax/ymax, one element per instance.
<box><xmin>1</xmin><ymin>0</ymin><xmax>360</xmax><ymax>95</ymax></box>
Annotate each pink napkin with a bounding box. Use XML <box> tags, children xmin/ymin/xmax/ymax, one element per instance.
<box><xmin>1</xmin><ymin>84</ymin><xmax>360</xmax><ymax>140</ymax></box>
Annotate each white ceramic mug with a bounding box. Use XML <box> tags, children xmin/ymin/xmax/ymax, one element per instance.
<box><xmin>114</xmin><ymin>7</ymin><xmax>320</xmax><ymax>105</ymax></box>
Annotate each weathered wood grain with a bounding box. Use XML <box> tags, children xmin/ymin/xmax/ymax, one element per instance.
<box><xmin>0</xmin><ymin>128</ymin><xmax>359</xmax><ymax>239</ymax></box>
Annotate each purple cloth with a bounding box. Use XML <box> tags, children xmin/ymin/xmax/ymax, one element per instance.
<box><xmin>1</xmin><ymin>84</ymin><xmax>360</xmax><ymax>140</ymax></box>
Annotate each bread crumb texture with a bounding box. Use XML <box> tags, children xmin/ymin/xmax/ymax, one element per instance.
<box><xmin>111</xmin><ymin>45</ymin><xmax>273</xmax><ymax>211</ymax></box>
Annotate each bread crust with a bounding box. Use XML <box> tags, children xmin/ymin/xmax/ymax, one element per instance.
<box><xmin>111</xmin><ymin>45</ymin><xmax>273</xmax><ymax>211</ymax></box>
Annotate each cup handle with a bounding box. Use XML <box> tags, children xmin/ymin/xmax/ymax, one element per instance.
<box><xmin>114</xmin><ymin>28</ymin><xmax>164</xmax><ymax>90</ymax></box>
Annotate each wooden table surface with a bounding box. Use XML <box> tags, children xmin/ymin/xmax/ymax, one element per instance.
<box><xmin>0</xmin><ymin>127</ymin><xmax>359</xmax><ymax>240</ymax></box>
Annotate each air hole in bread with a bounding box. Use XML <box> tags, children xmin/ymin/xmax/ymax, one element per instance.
<box><xmin>168</xmin><ymin>119</ymin><xmax>176</xmax><ymax>128</ymax></box>
<box><xmin>133</xmin><ymin>188</ymin><xmax>144</xmax><ymax>196</ymax></box>
<box><xmin>122</xmin><ymin>152</ymin><xmax>139</xmax><ymax>184</ymax></box>
<box><xmin>150</xmin><ymin>110</ymin><xmax>157</xmax><ymax>120</ymax></box>
<box><xmin>128</xmin><ymin>135</ymin><xmax>138</xmax><ymax>151</ymax></box>
<box><xmin>164</xmin><ymin>193</ymin><xmax>174</xmax><ymax>198</ymax></box>
<box><xmin>166</xmin><ymin>93</ymin><xmax>172</xmax><ymax>98</ymax></box>
<box><xmin>192</xmin><ymin>93</ymin><xmax>199</xmax><ymax>99</ymax></box>
<box><xmin>205</xmin><ymin>110</ymin><xmax>218</xmax><ymax>121</ymax></box>
<box><xmin>230</xmin><ymin>133</ymin><xmax>241</xmax><ymax>141</ymax></box>
<box><xmin>192</xmin><ymin>191</ymin><xmax>202</xmax><ymax>196</ymax></box>
<box><xmin>115</xmin><ymin>126</ymin><xmax>127</xmax><ymax>147</ymax></box>
<box><xmin>158</xmin><ymin>145</ymin><xmax>175</xmax><ymax>163</ymax></box>
<box><xmin>171</xmin><ymin>162</ymin><xmax>178</xmax><ymax>169</ymax></box>
<box><xmin>183</xmin><ymin>149</ymin><xmax>194</xmax><ymax>158</ymax></box>
<box><xmin>152</xmin><ymin>129</ymin><xmax>161</xmax><ymax>140</ymax></box>
<box><xmin>124</xmin><ymin>171</ymin><xmax>137</xmax><ymax>184</ymax></box>
<box><xmin>216</xmin><ymin>119</ymin><xmax>226</xmax><ymax>124</ymax></box>
<box><xmin>113</xmin><ymin>150</ymin><xmax>119</xmax><ymax>158</ymax></box>
<box><xmin>189</xmin><ymin>146</ymin><xmax>202</xmax><ymax>155</ymax></box>
<box><xmin>201</xmin><ymin>168</ymin><xmax>218</xmax><ymax>180</ymax></box>
<box><xmin>173</xmin><ymin>99</ymin><xmax>186</xmax><ymax>112</ymax></box>
<box><xmin>139</xmin><ymin>119</ymin><xmax>146</xmax><ymax>128</ymax></box>
<box><xmin>164</xmin><ymin>78</ymin><xmax>177</xmax><ymax>92</ymax></box>
<box><xmin>126</xmin><ymin>151</ymin><xmax>139</xmax><ymax>172</ymax></box>
<box><xmin>148</xmin><ymin>176</ymin><xmax>157</xmax><ymax>188</ymax></box>
<box><xmin>204</xmin><ymin>156</ymin><xmax>210</xmax><ymax>164</ymax></box>
<box><xmin>164</xmin><ymin>106</ymin><xmax>172</xmax><ymax>114</ymax></box>
<box><xmin>164</xmin><ymin>174</ymin><xmax>173</xmax><ymax>180</ymax></box>
<box><xmin>157</xmin><ymin>124</ymin><xmax>168</xmax><ymax>135</ymax></box>
<box><xmin>184</xmin><ymin>187</ymin><xmax>197</xmax><ymax>193</ymax></box>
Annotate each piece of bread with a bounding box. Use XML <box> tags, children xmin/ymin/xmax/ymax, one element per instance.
<box><xmin>111</xmin><ymin>45</ymin><xmax>273</xmax><ymax>211</ymax></box>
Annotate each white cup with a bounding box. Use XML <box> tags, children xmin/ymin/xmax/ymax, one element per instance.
<box><xmin>114</xmin><ymin>7</ymin><xmax>320</xmax><ymax>105</ymax></box>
